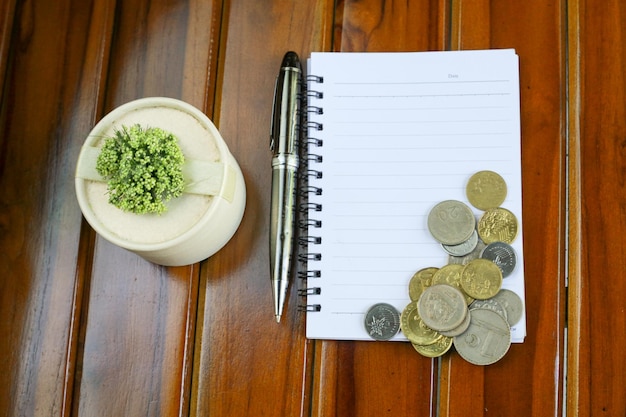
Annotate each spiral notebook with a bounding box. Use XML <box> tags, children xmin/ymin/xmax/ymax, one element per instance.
<box><xmin>301</xmin><ymin>49</ymin><xmax>525</xmax><ymax>342</ymax></box>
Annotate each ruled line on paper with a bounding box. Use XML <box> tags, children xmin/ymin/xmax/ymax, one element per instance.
<box><xmin>334</xmin><ymin>79</ymin><xmax>512</xmax><ymax>85</ymax></box>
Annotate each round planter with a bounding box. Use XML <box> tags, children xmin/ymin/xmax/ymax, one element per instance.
<box><xmin>75</xmin><ymin>97</ymin><xmax>246</xmax><ymax>266</ymax></box>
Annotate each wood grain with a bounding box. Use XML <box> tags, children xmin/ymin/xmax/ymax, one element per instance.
<box><xmin>0</xmin><ymin>0</ymin><xmax>114</xmax><ymax>415</ymax></box>
<box><xmin>334</xmin><ymin>0</ymin><xmax>448</xmax><ymax>51</ymax></box>
<box><xmin>189</xmin><ymin>1</ymin><xmax>331</xmax><ymax>416</ymax></box>
<box><xmin>2</xmin><ymin>0</ymin><xmax>624</xmax><ymax>415</ymax></box>
<box><xmin>566</xmin><ymin>0</ymin><xmax>585</xmax><ymax>415</ymax></box>
<box><xmin>440</xmin><ymin>1</ymin><xmax>567</xmax><ymax>416</ymax></box>
<box><xmin>0</xmin><ymin>0</ymin><xmax>17</xmax><ymax>100</ymax></box>
<box><xmin>71</xmin><ymin>1</ymin><xmax>223</xmax><ymax>415</ymax></box>
<box><xmin>568</xmin><ymin>0</ymin><xmax>626</xmax><ymax>415</ymax></box>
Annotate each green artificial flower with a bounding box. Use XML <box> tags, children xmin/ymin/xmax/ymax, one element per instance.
<box><xmin>96</xmin><ymin>124</ymin><xmax>185</xmax><ymax>214</ymax></box>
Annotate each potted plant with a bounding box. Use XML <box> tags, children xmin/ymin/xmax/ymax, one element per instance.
<box><xmin>75</xmin><ymin>97</ymin><xmax>246</xmax><ymax>266</ymax></box>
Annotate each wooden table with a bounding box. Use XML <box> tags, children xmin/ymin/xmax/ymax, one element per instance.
<box><xmin>1</xmin><ymin>0</ymin><xmax>623</xmax><ymax>416</ymax></box>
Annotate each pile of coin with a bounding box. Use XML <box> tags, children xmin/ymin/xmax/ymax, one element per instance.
<box><xmin>364</xmin><ymin>171</ymin><xmax>525</xmax><ymax>366</ymax></box>
<box><xmin>403</xmin><ymin>266</ymin><xmax>523</xmax><ymax>365</ymax></box>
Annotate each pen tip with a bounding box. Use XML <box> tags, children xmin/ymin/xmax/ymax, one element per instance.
<box><xmin>275</xmin><ymin>315</ymin><xmax>282</xmax><ymax>323</ymax></box>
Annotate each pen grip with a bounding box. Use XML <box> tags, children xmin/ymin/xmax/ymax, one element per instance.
<box><xmin>270</xmin><ymin>162</ymin><xmax>299</xmax><ymax>282</ymax></box>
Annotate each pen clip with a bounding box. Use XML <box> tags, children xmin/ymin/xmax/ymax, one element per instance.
<box><xmin>270</xmin><ymin>74</ymin><xmax>278</xmax><ymax>152</ymax></box>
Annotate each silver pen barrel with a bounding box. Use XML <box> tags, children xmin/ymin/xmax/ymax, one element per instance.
<box><xmin>270</xmin><ymin>154</ymin><xmax>299</xmax><ymax>321</ymax></box>
<box><xmin>270</xmin><ymin>51</ymin><xmax>301</xmax><ymax>323</ymax></box>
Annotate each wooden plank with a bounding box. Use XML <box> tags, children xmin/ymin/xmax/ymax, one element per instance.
<box><xmin>0</xmin><ymin>1</ymin><xmax>581</xmax><ymax>415</ymax></box>
<box><xmin>72</xmin><ymin>1</ymin><xmax>222</xmax><ymax>415</ymax></box>
<box><xmin>567</xmin><ymin>0</ymin><xmax>626</xmax><ymax>415</ymax></box>
<box><xmin>306</xmin><ymin>1</ymin><xmax>449</xmax><ymax>416</ymax></box>
<box><xmin>333</xmin><ymin>0</ymin><xmax>447</xmax><ymax>51</ymax></box>
<box><xmin>565</xmin><ymin>0</ymin><xmax>585</xmax><ymax>415</ymax></box>
<box><xmin>440</xmin><ymin>1</ymin><xmax>567</xmax><ymax>416</ymax></box>
<box><xmin>0</xmin><ymin>0</ymin><xmax>115</xmax><ymax>415</ymax></box>
<box><xmin>0</xmin><ymin>0</ymin><xmax>16</xmax><ymax>98</ymax></box>
<box><xmin>449</xmin><ymin>0</ymin><xmax>490</xmax><ymax>50</ymax></box>
<box><xmin>189</xmin><ymin>1</ymin><xmax>333</xmax><ymax>416</ymax></box>
<box><xmin>312</xmin><ymin>342</ymin><xmax>438</xmax><ymax>416</ymax></box>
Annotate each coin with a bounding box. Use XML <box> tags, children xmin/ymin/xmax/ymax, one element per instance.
<box><xmin>417</xmin><ymin>284</ymin><xmax>468</xmax><ymax>332</ymax></box>
<box><xmin>453</xmin><ymin>308</ymin><xmax>511</xmax><ymax>365</ymax></box>
<box><xmin>470</xmin><ymin>298</ymin><xmax>508</xmax><ymax>322</ymax></box>
<box><xmin>480</xmin><ymin>241</ymin><xmax>517</xmax><ymax>278</ymax></box>
<box><xmin>439</xmin><ymin>308</ymin><xmax>471</xmax><ymax>337</ymax></box>
<box><xmin>460</xmin><ymin>258</ymin><xmax>503</xmax><ymax>300</ymax></box>
<box><xmin>400</xmin><ymin>301</ymin><xmax>441</xmax><ymax>345</ymax></box>
<box><xmin>364</xmin><ymin>303</ymin><xmax>401</xmax><ymax>341</ymax></box>
<box><xmin>466</xmin><ymin>170</ymin><xmax>508</xmax><ymax>210</ymax></box>
<box><xmin>412</xmin><ymin>335</ymin><xmax>453</xmax><ymax>358</ymax></box>
<box><xmin>448</xmin><ymin>239</ymin><xmax>486</xmax><ymax>266</ymax></box>
<box><xmin>405</xmin><ymin>174</ymin><xmax>522</xmax><ymax>364</ymax></box>
<box><xmin>408</xmin><ymin>267</ymin><xmax>438</xmax><ymax>301</ymax></box>
<box><xmin>442</xmin><ymin>230</ymin><xmax>479</xmax><ymax>257</ymax></box>
<box><xmin>427</xmin><ymin>200</ymin><xmax>476</xmax><ymax>245</ymax></box>
<box><xmin>477</xmin><ymin>207</ymin><xmax>519</xmax><ymax>244</ymax></box>
<box><xmin>431</xmin><ymin>264</ymin><xmax>473</xmax><ymax>305</ymax></box>
<box><xmin>491</xmin><ymin>289</ymin><xmax>524</xmax><ymax>327</ymax></box>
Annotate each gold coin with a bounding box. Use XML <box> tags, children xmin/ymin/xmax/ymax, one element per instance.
<box><xmin>412</xmin><ymin>335</ymin><xmax>453</xmax><ymax>358</ymax></box>
<box><xmin>408</xmin><ymin>267</ymin><xmax>438</xmax><ymax>301</ymax></box>
<box><xmin>400</xmin><ymin>301</ymin><xmax>441</xmax><ymax>345</ymax></box>
<box><xmin>477</xmin><ymin>207</ymin><xmax>519</xmax><ymax>244</ymax></box>
<box><xmin>466</xmin><ymin>170</ymin><xmax>508</xmax><ymax>210</ymax></box>
<box><xmin>431</xmin><ymin>264</ymin><xmax>474</xmax><ymax>305</ymax></box>
<box><xmin>460</xmin><ymin>258</ymin><xmax>503</xmax><ymax>300</ymax></box>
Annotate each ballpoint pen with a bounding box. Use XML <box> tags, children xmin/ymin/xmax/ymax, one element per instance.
<box><xmin>270</xmin><ymin>51</ymin><xmax>302</xmax><ymax>323</ymax></box>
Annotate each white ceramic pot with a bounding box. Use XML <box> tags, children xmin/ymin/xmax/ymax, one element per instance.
<box><xmin>75</xmin><ymin>97</ymin><xmax>246</xmax><ymax>266</ymax></box>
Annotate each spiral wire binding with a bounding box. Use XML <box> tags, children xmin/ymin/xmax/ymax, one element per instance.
<box><xmin>300</xmin><ymin>185</ymin><xmax>322</xmax><ymax>196</ymax></box>
<box><xmin>298</xmin><ymin>287</ymin><xmax>321</xmax><ymax>296</ymax></box>
<box><xmin>298</xmin><ymin>304</ymin><xmax>322</xmax><ymax>312</ymax></box>
<box><xmin>298</xmin><ymin>71</ymin><xmax>325</xmax><ymax>313</ymax></box>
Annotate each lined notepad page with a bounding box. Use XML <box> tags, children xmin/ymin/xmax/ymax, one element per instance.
<box><xmin>305</xmin><ymin>50</ymin><xmax>525</xmax><ymax>342</ymax></box>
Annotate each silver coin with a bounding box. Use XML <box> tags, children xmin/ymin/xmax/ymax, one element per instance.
<box><xmin>448</xmin><ymin>239</ymin><xmax>486</xmax><ymax>265</ymax></box>
<box><xmin>439</xmin><ymin>307</ymin><xmax>471</xmax><ymax>337</ymax></box>
<box><xmin>427</xmin><ymin>200</ymin><xmax>476</xmax><ymax>245</ymax></box>
<box><xmin>364</xmin><ymin>303</ymin><xmax>401</xmax><ymax>340</ymax></box>
<box><xmin>470</xmin><ymin>298</ymin><xmax>508</xmax><ymax>321</ymax></box>
<box><xmin>453</xmin><ymin>308</ymin><xmax>511</xmax><ymax>365</ymax></box>
<box><xmin>417</xmin><ymin>284</ymin><xmax>467</xmax><ymax>332</ymax></box>
<box><xmin>491</xmin><ymin>289</ymin><xmax>524</xmax><ymax>327</ymax></box>
<box><xmin>442</xmin><ymin>230</ymin><xmax>479</xmax><ymax>256</ymax></box>
<box><xmin>480</xmin><ymin>241</ymin><xmax>517</xmax><ymax>278</ymax></box>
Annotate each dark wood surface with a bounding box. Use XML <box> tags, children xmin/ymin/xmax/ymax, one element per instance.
<box><xmin>0</xmin><ymin>0</ymin><xmax>622</xmax><ymax>416</ymax></box>
<box><xmin>567</xmin><ymin>1</ymin><xmax>626</xmax><ymax>416</ymax></box>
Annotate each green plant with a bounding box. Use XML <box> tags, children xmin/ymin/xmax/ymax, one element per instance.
<box><xmin>96</xmin><ymin>124</ymin><xmax>185</xmax><ymax>214</ymax></box>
